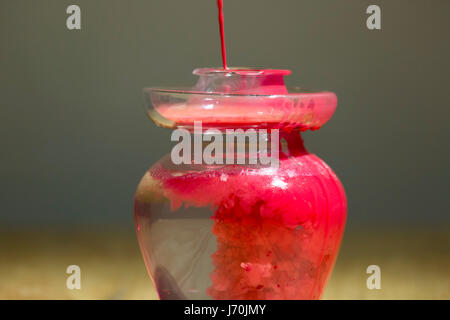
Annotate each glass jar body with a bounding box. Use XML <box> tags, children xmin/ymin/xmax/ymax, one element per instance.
<box><xmin>134</xmin><ymin>132</ymin><xmax>346</xmax><ymax>300</ymax></box>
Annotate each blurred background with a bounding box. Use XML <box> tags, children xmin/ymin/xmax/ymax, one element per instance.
<box><xmin>0</xmin><ymin>0</ymin><xmax>449</xmax><ymax>299</ymax></box>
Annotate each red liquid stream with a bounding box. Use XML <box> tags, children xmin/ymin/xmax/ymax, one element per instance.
<box><xmin>217</xmin><ymin>0</ymin><xmax>227</xmax><ymax>69</ymax></box>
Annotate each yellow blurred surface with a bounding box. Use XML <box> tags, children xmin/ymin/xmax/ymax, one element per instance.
<box><xmin>0</xmin><ymin>228</ymin><xmax>448</xmax><ymax>300</ymax></box>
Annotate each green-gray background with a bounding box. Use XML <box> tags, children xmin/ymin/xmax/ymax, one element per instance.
<box><xmin>1</xmin><ymin>0</ymin><xmax>449</xmax><ymax>229</ymax></box>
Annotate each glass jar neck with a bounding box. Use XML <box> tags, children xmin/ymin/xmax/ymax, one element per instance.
<box><xmin>173</xmin><ymin>130</ymin><xmax>307</xmax><ymax>168</ymax></box>
<box><xmin>192</xmin><ymin>68</ymin><xmax>291</xmax><ymax>95</ymax></box>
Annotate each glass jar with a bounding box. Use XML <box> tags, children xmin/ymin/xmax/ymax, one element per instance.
<box><xmin>134</xmin><ymin>68</ymin><xmax>347</xmax><ymax>300</ymax></box>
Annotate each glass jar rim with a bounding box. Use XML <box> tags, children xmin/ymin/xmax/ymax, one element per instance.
<box><xmin>193</xmin><ymin>67</ymin><xmax>292</xmax><ymax>77</ymax></box>
<box><xmin>145</xmin><ymin>86</ymin><xmax>323</xmax><ymax>98</ymax></box>
<box><xmin>144</xmin><ymin>87</ymin><xmax>337</xmax><ymax>131</ymax></box>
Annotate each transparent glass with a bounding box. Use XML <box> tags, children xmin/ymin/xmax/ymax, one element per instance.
<box><xmin>135</xmin><ymin>68</ymin><xmax>347</xmax><ymax>300</ymax></box>
<box><xmin>144</xmin><ymin>68</ymin><xmax>337</xmax><ymax>131</ymax></box>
